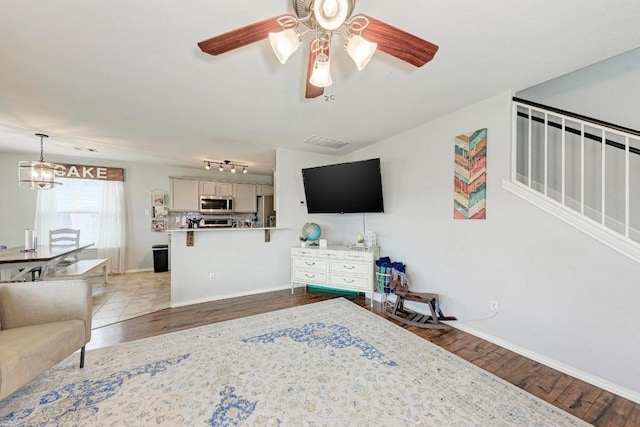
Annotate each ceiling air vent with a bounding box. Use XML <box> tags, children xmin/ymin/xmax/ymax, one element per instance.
<box><xmin>304</xmin><ymin>135</ymin><xmax>350</xmax><ymax>149</ymax></box>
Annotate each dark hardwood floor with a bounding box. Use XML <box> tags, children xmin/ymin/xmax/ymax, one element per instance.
<box><xmin>89</xmin><ymin>288</ymin><xmax>639</xmax><ymax>427</ymax></box>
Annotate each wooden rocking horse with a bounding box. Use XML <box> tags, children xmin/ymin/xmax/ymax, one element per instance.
<box><xmin>384</xmin><ymin>272</ymin><xmax>456</xmax><ymax>329</ymax></box>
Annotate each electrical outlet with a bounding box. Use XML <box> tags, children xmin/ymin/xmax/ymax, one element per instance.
<box><xmin>490</xmin><ymin>300</ymin><xmax>499</xmax><ymax>313</ymax></box>
<box><xmin>208</xmin><ymin>272</ymin><xmax>215</xmax><ymax>281</ymax></box>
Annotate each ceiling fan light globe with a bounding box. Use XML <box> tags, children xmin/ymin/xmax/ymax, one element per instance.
<box><xmin>268</xmin><ymin>29</ymin><xmax>301</xmax><ymax>64</ymax></box>
<box><xmin>346</xmin><ymin>35</ymin><xmax>377</xmax><ymax>71</ymax></box>
<box><xmin>309</xmin><ymin>57</ymin><xmax>333</xmax><ymax>88</ymax></box>
<box><xmin>313</xmin><ymin>0</ymin><xmax>349</xmax><ymax>30</ymax></box>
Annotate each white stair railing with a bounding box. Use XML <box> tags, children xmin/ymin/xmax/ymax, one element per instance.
<box><xmin>504</xmin><ymin>97</ymin><xmax>640</xmax><ymax>264</ymax></box>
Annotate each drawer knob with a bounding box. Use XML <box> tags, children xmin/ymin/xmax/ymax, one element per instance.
<box><xmin>343</xmin><ymin>265</ymin><xmax>355</xmax><ymax>269</ymax></box>
<box><xmin>305</xmin><ymin>261</ymin><xmax>315</xmax><ymax>266</ymax></box>
<box><xmin>305</xmin><ymin>273</ymin><xmax>315</xmax><ymax>278</ymax></box>
<box><xmin>343</xmin><ymin>278</ymin><xmax>355</xmax><ymax>283</ymax></box>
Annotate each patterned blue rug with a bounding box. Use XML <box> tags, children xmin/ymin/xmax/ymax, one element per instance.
<box><xmin>0</xmin><ymin>298</ymin><xmax>588</xmax><ymax>426</ymax></box>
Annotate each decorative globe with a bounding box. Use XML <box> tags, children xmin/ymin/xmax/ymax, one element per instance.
<box><xmin>302</xmin><ymin>223</ymin><xmax>322</xmax><ymax>242</ymax></box>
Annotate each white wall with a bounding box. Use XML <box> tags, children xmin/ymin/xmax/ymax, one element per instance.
<box><xmin>337</xmin><ymin>91</ymin><xmax>640</xmax><ymax>399</ymax></box>
<box><xmin>0</xmin><ymin>151</ymin><xmax>272</xmax><ymax>271</ymax></box>
<box><xmin>169</xmin><ymin>229</ymin><xmax>292</xmax><ymax>305</ymax></box>
<box><xmin>275</xmin><ymin>148</ymin><xmax>359</xmax><ymax>244</ymax></box>
<box><xmin>517</xmin><ymin>47</ymin><xmax>640</xmax><ymax>130</ymax></box>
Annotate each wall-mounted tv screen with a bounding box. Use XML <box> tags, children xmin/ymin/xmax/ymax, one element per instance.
<box><xmin>302</xmin><ymin>158</ymin><xmax>384</xmax><ymax>214</ymax></box>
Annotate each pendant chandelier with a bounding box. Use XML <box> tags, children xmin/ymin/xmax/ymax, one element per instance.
<box><xmin>18</xmin><ymin>133</ymin><xmax>62</xmax><ymax>190</ymax></box>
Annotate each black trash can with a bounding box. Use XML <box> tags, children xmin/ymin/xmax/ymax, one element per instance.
<box><xmin>152</xmin><ymin>244</ymin><xmax>169</xmax><ymax>273</ymax></box>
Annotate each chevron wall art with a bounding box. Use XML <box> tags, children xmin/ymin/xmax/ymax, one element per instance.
<box><xmin>454</xmin><ymin>128</ymin><xmax>487</xmax><ymax>219</ymax></box>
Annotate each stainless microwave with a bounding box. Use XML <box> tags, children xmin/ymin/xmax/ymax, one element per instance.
<box><xmin>200</xmin><ymin>196</ymin><xmax>234</xmax><ymax>214</ymax></box>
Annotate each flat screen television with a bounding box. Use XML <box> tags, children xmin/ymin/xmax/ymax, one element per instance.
<box><xmin>302</xmin><ymin>158</ymin><xmax>384</xmax><ymax>214</ymax></box>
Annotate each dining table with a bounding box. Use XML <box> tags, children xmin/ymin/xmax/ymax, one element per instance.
<box><xmin>0</xmin><ymin>243</ymin><xmax>94</xmax><ymax>282</ymax></box>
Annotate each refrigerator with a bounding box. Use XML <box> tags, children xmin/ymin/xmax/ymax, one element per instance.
<box><xmin>256</xmin><ymin>195</ymin><xmax>275</xmax><ymax>228</ymax></box>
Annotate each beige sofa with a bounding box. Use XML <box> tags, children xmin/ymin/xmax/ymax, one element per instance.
<box><xmin>0</xmin><ymin>279</ymin><xmax>92</xmax><ymax>400</ymax></box>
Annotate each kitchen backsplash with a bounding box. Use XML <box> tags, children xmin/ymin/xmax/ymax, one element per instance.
<box><xmin>164</xmin><ymin>211</ymin><xmax>257</xmax><ymax>230</ymax></box>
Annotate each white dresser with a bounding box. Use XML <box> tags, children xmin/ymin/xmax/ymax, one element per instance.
<box><xmin>291</xmin><ymin>245</ymin><xmax>379</xmax><ymax>306</ymax></box>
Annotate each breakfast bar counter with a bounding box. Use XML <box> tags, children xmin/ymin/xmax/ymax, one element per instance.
<box><xmin>168</xmin><ymin>226</ymin><xmax>290</xmax><ymax>307</ymax></box>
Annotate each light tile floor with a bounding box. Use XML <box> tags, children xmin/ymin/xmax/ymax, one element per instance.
<box><xmin>88</xmin><ymin>271</ymin><xmax>170</xmax><ymax>329</ymax></box>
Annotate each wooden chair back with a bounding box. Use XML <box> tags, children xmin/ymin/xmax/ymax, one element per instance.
<box><xmin>49</xmin><ymin>228</ymin><xmax>80</xmax><ymax>246</ymax></box>
<box><xmin>49</xmin><ymin>228</ymin><xmax>81</xmax><ymax>266</ymax></box>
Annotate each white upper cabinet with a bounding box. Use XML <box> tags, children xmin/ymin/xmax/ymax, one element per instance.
<box><xmin>234</xmin><ymin>183</ymin><xmax>257</xmax><ymax>212</ymax></box>
<box><xmin>256</xmin><ymin>185</ymin><xmax>274</xmax><ymax>196</ymax></box>
<box><xmin>170</xmin><ymin>179</ymin><xmax>199</xmax><ymax>211</ymax></box>
<box><xmin>217</xmin><ymin>182</ymin><xmax>234</xmax><ymax>197</ymax></box>
<box><xmin>199</xmin><ymin>180</ymin><xmax>235</xmax><ymax>196</ymax></box>
<box><xmin>199</xmin><ymin>181</ymin><xmax>217</xmax><ymax>195</ymax></box>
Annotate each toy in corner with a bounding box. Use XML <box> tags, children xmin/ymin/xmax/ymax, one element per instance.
<box><xmin>381</xmin><ymin>263</ymin><xmax>456</xmax><ymax>329</ymax></box>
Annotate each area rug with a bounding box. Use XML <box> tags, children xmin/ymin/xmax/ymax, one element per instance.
<box><xmin>0</xmin><ymin>298</ymin><xmax>588</xmax><ymax>426</ymax></box>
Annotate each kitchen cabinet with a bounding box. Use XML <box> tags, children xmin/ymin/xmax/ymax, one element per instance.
<box><xmin>170</xmin><ymin>179</ymin><xmax>199</xmax><ymax>211</ymax></box>
<box><xmin>256</xmin><ymin>185</ymin><xmax>273</xmax><ymax>196</ymax></box>
<box><xmin>199</xmin><ymin>180</ymin><xmax>234</xmax><ymax>197</ymax></box>
<box><xmin>291</xmin><ymin>246</ymin><xmax>379</xmax><ymax>306</ymax></box>
<box><xmin>234</xmin><ymin>183</ymin><xmax>257</xmax><ymax>212</ymax></box>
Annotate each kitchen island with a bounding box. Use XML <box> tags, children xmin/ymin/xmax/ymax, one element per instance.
<box><xmin>169</xmin><ymin>227</ymin><xmax>290</xmax><ymax>307</ymax></box>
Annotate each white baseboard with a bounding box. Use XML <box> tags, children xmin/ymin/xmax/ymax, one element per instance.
<box><xmin>170</xmin><ymin>285</ymin><xmax>292</xmax><ymax>309</ymax></box>
<box><xmin>327</xmin><ymin>289</ymin><xmax>640</xmax><ymax>402</ymax></box>
<box><xmin>371</xmin><ymin>292</ymin><xmax>640</xmax><ymax>403</ymax></box>
<box><xmin>123</xmin><ymin>268</ymin><xmax>155</xmax><ymax>274</ymax></box>
<box><xmin>449</xmin><ymin>321</ymin><xmax>640</xmax><ymax>404</ymax></box>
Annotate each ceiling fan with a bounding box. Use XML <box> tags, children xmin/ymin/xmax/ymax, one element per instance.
<box><xmin>197</xmin><ymin>0</ymin><xmax>439</xmax><ymax>99</ymax></box>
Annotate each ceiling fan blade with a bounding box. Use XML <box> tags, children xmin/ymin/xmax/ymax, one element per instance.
<box><xmin>360</xmin><ymin>15</ymin><xmax>439</xmax><ymax>67</ymax></box>
<box><xmin>198</xmin><ymin>15</ymin><xmax>288</xmax><ymax>56</ymax></box>
<box><xmin>305</xmin><ymin>48</ymin><xmax>324</xmax><ymax>99</ymax></box>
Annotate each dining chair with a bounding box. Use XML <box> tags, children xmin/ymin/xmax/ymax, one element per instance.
<box><xmin>49</xmin><ymin>228</ymin><xmax>81</xmax><ymax>267</ymax></box>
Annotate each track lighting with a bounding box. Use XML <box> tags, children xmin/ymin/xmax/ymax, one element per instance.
<box><xmin>204</xmin><ymin>159</ymin><xmax>249</xmax><ymax>174</ymax></box>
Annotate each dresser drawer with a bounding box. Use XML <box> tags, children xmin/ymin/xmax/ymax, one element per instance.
<box><xmin>330</xmin><ymin>274</ymin><xmax>371</xmax><ymax>291</ymax></box>
<box><xmin>330</xmin><ymin>261</ymin><xmax>369</xmax><ymax>275</ymax></box>
<box><xmin>291</xmin><ymin>248</ymin><xmax>317</xmax><ymax>257</ymax></box>
<box><xmin>343</xmin><ymin>251</ymin><xmax>375</xmax><ymax>262</ymax></box>
<box><xmin>293</xmin><ymin>269</ymin><xmax>328</xmax><ymax>285</ymax></box>
<box><xmin>293</xmin><ymin>257</ymin><xmax>327</xmax><ymax>271</ymax></box>
<box><xmin>316</xmin><ymin>250</ymin><xmax>343</xmax><ymax>259</ymax></box>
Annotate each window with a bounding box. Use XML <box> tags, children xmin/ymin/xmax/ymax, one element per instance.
<box><xmin>35</xmin><ymin>177</ymin><xmax>126</xmax><ymax>273</ymax></box>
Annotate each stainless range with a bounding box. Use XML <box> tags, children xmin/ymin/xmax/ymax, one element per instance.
<box><xmin>199</xmin><ymin>218</ymin><xmax>233</xmax><ymax>228</ymax></box>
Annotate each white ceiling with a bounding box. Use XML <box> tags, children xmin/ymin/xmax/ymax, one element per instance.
<box><xmin>1</xmin><ymin>1</ymin><xmax>639</xmax><ymax>175</ymax></box>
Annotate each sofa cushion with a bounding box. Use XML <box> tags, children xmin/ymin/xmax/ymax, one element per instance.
<box><xmin>0</xmin><ymin>320</ymin><xmax>86</xmax><ymax>400</ymax></box>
